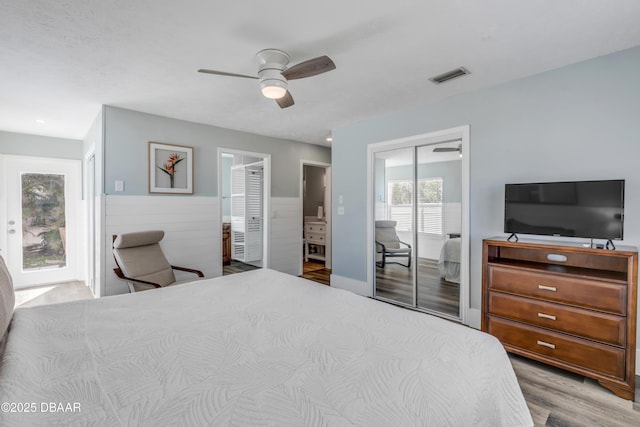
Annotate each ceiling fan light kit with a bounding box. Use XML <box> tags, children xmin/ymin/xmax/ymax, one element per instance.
<box><xmin>260</xmin><ymin>80</ymin><xmax>287</xmax><ymax>99</ymax></box>
<box><xmin>198</xmin><ymin>48</ymin><xmax>336</xmax><ymax>108</ymax></box>
<box><xmin>257</xmin><ymin>49</ymin><xmax>289</xmax><ymax>99</ymax></box>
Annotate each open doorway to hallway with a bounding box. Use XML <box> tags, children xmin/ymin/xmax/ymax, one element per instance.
<box><xmin>300</xmin><ymin>162</ymin><xmax>331</xmax><ymax>285</ymax></box>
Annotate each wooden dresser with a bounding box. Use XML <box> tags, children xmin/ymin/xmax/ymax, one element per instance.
<box><xmin>482</xmin><ymin>238</ymin><xmax>637</xmax><ymax>400</ymax></box>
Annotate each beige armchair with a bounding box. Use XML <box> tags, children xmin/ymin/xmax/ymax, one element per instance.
<box><xmin>113</xmin><ymin>230</ymin><xmax>204</xmax><ymax>292</ymax></box>
<box><xmin>375</xmin><ymin>220</ymin><xmax>412</xmax><ymax>268</ymax></box>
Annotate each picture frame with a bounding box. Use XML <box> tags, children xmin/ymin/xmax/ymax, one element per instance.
<box><xmin>148</xmin><ymin>142</ymin><xmax>194</xmax><ymax>194</ymax></box>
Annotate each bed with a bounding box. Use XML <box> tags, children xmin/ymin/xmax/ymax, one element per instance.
<box><xmin>438</xmin><ymin>237</ymin><xmax>461</xmax><ymax>283</ymax></box>
<box><xmin>0</xmin><ymin>261</ymin><xmax>532</xmax><ymax>426</ymax></box>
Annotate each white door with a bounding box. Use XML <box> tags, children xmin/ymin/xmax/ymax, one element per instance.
<box><xmin>1</xmin><ymin>155</ymin><xmax>81</xmax><ymax>288</ymax></box>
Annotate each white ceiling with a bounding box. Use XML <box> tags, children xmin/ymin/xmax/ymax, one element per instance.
<box><xmin>2</xmin><ymin>1</ymin><xmax>640</xmax><ymax>147</ymax></box>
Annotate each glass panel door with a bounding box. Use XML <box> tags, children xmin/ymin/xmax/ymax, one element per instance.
<box><xmin>21</xmin><ymin>173</ymin><xmax>67</xmax><ymax>270</ymax></box>
<box><xmin>374</xmin><ymin>147</ymin><xmax>415</xmax><ymax>307</ymax></box>
<box><xmin>4</xmin><ymin>156</ymin><xmax>81</xmax><ymax>288</ymax></box>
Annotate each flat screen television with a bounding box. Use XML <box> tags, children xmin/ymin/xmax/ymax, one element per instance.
<box><xmin>504</xmin><ymin>179</ymin><xmax>625</xmax><ymax>240</ymax></box>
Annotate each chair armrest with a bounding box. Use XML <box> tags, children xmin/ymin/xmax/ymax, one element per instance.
<box><xmin>375</xmin><ymin>240</ymin><xmax>385</xmax><ymax>252</ymax></box>
<box><xmin>113</xmin><ymin>268</ymin><xmax>161</xmax><ymax>288</ymax></box>
<box><xmin>171</xmin><ymin>265</ymin><xmax>205</xmax><ymax>277</ymax></box>
<box><xmin>399</xmin><ymin>241</ymin><xmax>412</xmax><ymax>249</ymax></box>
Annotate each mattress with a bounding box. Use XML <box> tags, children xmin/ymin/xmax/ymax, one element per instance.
<box><xmin>0</xmin><ymin>268</ymin><xmax>532</xmax><ymax>426</ymax></box>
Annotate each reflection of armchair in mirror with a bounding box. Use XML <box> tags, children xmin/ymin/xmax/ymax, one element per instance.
<box><xmin>375</xmin><ymin>220</ymin><xmax>412</xmax><ymax>268</ymax></box>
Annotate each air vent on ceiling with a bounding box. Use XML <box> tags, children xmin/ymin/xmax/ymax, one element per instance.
<box><xmin>429</xmin><ymin>67</ymin><xmax>470</xmax><ymax>84</ymax></box>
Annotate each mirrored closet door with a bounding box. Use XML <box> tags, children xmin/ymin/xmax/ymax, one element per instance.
<box><xmin>374</xmin><ymin>147</ymin><xmax>415</xmax><ymax>306</ymax></box>
<box><xmin>373</xmin><ymin>141</ymin><xmax>462</xmax><ymax>320</ymax></box>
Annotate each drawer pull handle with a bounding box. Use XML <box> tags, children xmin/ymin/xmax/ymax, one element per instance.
<box><xmin>537</xmin><ymin>312</ymin><xmax>556</xmax><ymax>321</ymax></box>
<box><xmin>546</xmin><ymin>254</ymin><xmax>568</xmax><ymax>262</ymax></box>
<box><xmin>538</xmin><ymin>285</ymin><xmax>557</xmax><ymax>292</ymax></box>
<box><xmin>537</xmin><ymin>340</ymin><xmax>556</xmax><ymax>349</ymax></box>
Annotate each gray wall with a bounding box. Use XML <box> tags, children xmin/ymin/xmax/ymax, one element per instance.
<box><xmin>304</xmin><ymin>165</ymin><xmax>326</xmax><ymax>217</ymax></box>
<box><xmin>0</xmin><ymin>131</ymin><xmax>83</xmax><ymax>159</ymax></box>
<box><xmin>332</xmin><ymin>46</ymin><xmax>640</xmax><ymax>313</ymax></box>
<box><xmin>104</xmin><ymin>106</ymin><xmax>330</xmax><ymax>197</ymax></box>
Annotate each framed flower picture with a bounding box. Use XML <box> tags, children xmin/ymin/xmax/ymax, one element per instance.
<box><xmin>149</xmin><ymin>142</ymin><xmax>193</xmax><ymax>194</ymax></box>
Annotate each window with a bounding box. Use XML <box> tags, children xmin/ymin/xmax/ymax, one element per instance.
<box><xmin>388</xmin><ymin>178</ymin><xmax>443</xmax><ymax>235</ymax></box>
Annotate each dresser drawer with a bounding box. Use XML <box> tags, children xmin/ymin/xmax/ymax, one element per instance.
<box><xmin>488</xmin><ymin>292</ymin><xmax>626</xmax><ymax>346</ymax></box>
<box><xmin>488</xmin><ymin>265</ymin><xmax>626</xmax><ymax>314</ymax></box>
<box><xmin>305</xmin><ymin>224</ymin><xmax>325</xmax><ymax>233</ymax></box>
<box><xmin>306</xmin><ymin>232</ymin><xmax>325</xmax><ymax>243</ymax></box>
<box><xmin>488</xmin><ymin>316</ymin><xmax>625</xmax><ymax>379</ymax></box>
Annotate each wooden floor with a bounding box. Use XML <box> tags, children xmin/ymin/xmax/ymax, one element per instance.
<box><xmin>301</xmin><ymin>260</ymin><xmax>331</xmax><ymax>285</ymax></box>
<box><xmin>223</xmin><ymin>259</ymin><xmax>331</xmax><ymax>286</ymax></box>
<box><xmin>12</xmin><ymin>280</ymin><xmax>640</xmax><ymax>424</ymax></box>
<box><xmin>223</xmin><ymin>260</ymin><xmax>260</xmax><ymax>275</ymax></box>
<box><xmin>375</xmin><ymin>257</ymin><xmax>460</xmax><ymax>317</ymax></box>
<box><xmin>511</xmin><ymin>354</ymin><xmax>640</xmax><ymax>426</ymax></box>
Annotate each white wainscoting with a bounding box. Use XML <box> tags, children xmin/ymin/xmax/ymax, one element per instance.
<box><xmin>270</xmin><ymin>197</ymin><xmax>302</xmax><ymax>276</ymax></box>
<box><xmin>331</xmin><ymin>274</ymin><xmax>371</xmax><ymax>296</ymax></box>
<box><xmin>104</xmin><ymin>195</ymin><xmax>219</xmax><ymax>296</ymax></box>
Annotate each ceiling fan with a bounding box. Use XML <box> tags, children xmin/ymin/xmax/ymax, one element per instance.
<box><xmin>198</xmin><ymin>49</ymin><xmax>336</xmax><ymax>109</ymax></box>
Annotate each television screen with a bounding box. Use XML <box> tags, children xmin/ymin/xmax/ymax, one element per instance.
<box><xmin>504</xmin><ymin>180</ymin><xmax>625</xmax><ymax>240</ymax></box>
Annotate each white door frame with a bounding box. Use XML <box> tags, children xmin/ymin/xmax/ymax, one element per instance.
<box><xmin>366</xmin><ymin>125</ymin><xmax>470</xmax><ymax>324</ymax></box>
<box><xmin>84</xmin><ymin>149</ymin><xmax>98</xmax><ymax>297</ymax></box>
<box><xmin>0</xmin><ymin>154</ymin><xmax>83</xmax><ymax>288</ymax></box>
<box><xmin>217</xmin><ymin>148</ymin><xmax>271</xmax><ymax>272</ymax></box>
<box><xmin>299</xmin><ymin>160</ymin><xmax>332</xmax><ymax>276</ymax></box>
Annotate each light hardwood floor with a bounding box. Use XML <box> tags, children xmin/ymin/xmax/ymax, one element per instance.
<box><xmin>13</xmin><ymin>280</ymin><xmax>640</xmax><ymax>425</ymax></box>
<box><xmin>511</xmin><ymin>354</ymin><xmax>640</xmax><ymax>426</ymax></box>
<box><xmin>375</xmin><ymin>257</ymin><xmax>460</xmax><ymax>317</ymax></box>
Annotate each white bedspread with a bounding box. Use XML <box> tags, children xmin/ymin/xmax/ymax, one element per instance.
<box><xmin>0</xmin><ymin>269</ymin><xmax>532</xmax><ymax>426</ymax></box>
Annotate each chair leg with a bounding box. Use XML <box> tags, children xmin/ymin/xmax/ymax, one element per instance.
<box><xmin>407</xmin><ymin>255</ymin><xmax>411</xmax><ymax>268</ymax></box>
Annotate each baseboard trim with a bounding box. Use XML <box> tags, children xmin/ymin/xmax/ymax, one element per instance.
<box><xmin>467</xmin><ymin>308</ymin><xmax>481</xmax><ymax>330</ymax></box>
<box><xmin>330</xmin><ymin>274</ymin><xmax>371</xmax><ymax>297</ymax></box>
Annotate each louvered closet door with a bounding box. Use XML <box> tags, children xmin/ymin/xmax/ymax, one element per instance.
<box><xmin>230</xmin><ymin>165</ymin><xmax>246</xmax><ymax>261</ymax></box>
<box><xmin>244</xmin><ymin>167</ymin><xmax>263</xmax><ymax>262</ymax></box>
<box><xmin>230</xmin><ymin>164</ymin><xmax>264</xmax><ymax>263</ymax></box>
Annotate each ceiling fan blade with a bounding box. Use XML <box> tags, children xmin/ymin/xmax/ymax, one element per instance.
<box><xmin>276</xmin><ymin>91</ymin><xmax>295</xmax><ymax>109</ymax></box>
<box><xmin>197</xmin><ymin>69</ymin><xmax>258</xmax><ymax>79</ymax></box>
<box><xmin>282</xmin><ymin>55</ymin><xmax>336</xmax><ymax>80</ymax></box>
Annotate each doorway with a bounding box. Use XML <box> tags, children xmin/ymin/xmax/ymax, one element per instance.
<box><xmin>218</xmin><ymin>149</ymin><xmax>270</xmax><ymax>276</ymax></box>
<box><xmin>300</xmin><ymin>161</ymin><xmax>331</xmax><ymax>281</ymax></box>
<box><xmin>367</xmin><ymin>126</ymin><xmax>469</xmax><ymax>323</ymax></box>
<box><xmin>0</xmin><ymin>155</ymin><xmax>82</xmax><ymax>288</ymax></box>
